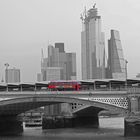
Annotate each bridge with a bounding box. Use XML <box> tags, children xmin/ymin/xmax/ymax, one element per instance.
<box><xmin>0</xmin><ymin>78</ymin><xmax>140</xmax><ymax>136</ymax></box>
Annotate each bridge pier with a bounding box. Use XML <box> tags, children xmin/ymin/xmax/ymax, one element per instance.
<box><xmin>73</xmin><ymin>115</ymin><xmax>99</xmax><ymax>128</ymax></box>
<box><xmin>42</xmin><ymin>103</ymin><xmax>73</xmax><ymax>129</ymax></box>
<box><xmin>0</xmin><ymin>116</ymin><xmax>23</xmax><ymax>135</ymax></box>
<box><xmin>124</xmin><ymin>96</ymin><xmax>140</xmax><ymax>137</ymax></box>
<box><xmin>42</xmin><ymin>115</ymin><xmax>74</xmax><ymax>129</ymax></box>
<box><xmin>42</xmin><ymin>115</ymin><xmax>99</xmax><ymax>129</ymax></box>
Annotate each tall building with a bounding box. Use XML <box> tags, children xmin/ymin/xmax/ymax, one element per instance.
<box><xmin>41</xmin><ymin>43</ymin><xmax>76</xmax><ymax>81</ymax></box>
<box><xmin>81</xmin><ymin>5</ymin><xmax>105</xmax><ymax>80</ymax></box>
<box><xmin>43</xmin><ymin>67</ymin><xmax>62</xmax><ymax>81</ymax></box>
<box><xmin>107</xmin><ymin>30</ymin><xmax>126</xmax><ymax>79</ymax></box>
<box><xmin>5</xmin><ymin>68</ymin><xmax>20</xmax><ymax>83</ymax></box>
<box><xmin>66</xmin><ymin>53</ymin><xmax>76</xmax><ymax>80</ymax></box>
<box><xmin>55</xmin><ymin>43</ymin><xmax>65</xmax><ymax>53</ymax></box>
<box><xmin>37</xmin><ymin>73</ymin><xmax>43</xmax><ymax>82</ymax></box>
<box><xmin>38</xmin><ymin>43</ymin><xmax>77</xmax><ymax>117</ymax></box>
<box><xmin>136</xmin><ymin>73</ymin><xmax>140</xmax><ymax>78</ymax></box>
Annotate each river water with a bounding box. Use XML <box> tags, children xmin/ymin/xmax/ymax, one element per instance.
<box><xmin>0</xmin><ymin>117</ymin><xmax>139</xmax><ymax>140</ymax></box>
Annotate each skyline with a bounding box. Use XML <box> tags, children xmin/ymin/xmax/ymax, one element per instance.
<box><xmin>0</xmin><ymin>0</ymin><xmax>140</xmax><ymax>82</ymax></box>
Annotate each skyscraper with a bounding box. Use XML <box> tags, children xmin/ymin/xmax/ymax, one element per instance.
<box><xmin>39</xmin><ymin>43</ymin><xmax>77</xmax><ymax>117</ymax></box>
<box><xmin>107</xmin><ymin>30</ymin><xmax>126</xmax><ymax>79</ymax></box>
<box><xmin>81</xmin><ymin>4</ymin><xmax>105</xmax><ymax>80</ymax></box>
<box><xmin>40</xmin><ymin>43</ymin><xmax>76</xmax><ymax>81</ymax></box>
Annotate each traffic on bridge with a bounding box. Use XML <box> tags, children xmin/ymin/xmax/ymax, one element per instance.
<box><xmin>0</xmin><ymin>78</ymin><xmax>140</xmax><ymax>92</ymax></box>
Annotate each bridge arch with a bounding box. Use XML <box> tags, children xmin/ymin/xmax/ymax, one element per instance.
<box><xmin>0</xmin><ymin>96</ymin><xmax>127</xmax><ymax>115</ymax></box>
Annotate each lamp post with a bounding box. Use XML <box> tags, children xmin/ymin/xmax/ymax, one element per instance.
<box><xmin>125</xmin><ymin>60</ymin><xmax>128</xmax><ymax>89</ymax></box>
<box><xmin>4</xmin><ymin>63</ymin><xmax>9</xmax><ymax>83</ymax></box>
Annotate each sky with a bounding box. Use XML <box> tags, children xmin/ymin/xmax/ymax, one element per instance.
<box><xmin>0</xmin><ymin>0</ymin><xmax>140</xmax><ymax>82</ymax></box>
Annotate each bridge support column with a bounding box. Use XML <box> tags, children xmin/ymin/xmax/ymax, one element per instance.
<box><xmin>42</xmin><ymin>115</ymin><xmax>74</xmax><ymax>129</ymax></box>
<box><xmin>42</xmin><ymin>114</ymin><xmax>99</xmax><ymax>129</ymax></box>
<box><xmin>0</xmin><ymin>116</ymin><xmax>23</xmax><ymax>135</ymax></box>
<box><xmin>124</xmin><ymin>96</ymin><xmax>140</xmax><ymax>137</ymax></box>
<box><xmin>73</xmin><ymin>114</ymin><xmax>99</xmax><ymax>128</ymax></box>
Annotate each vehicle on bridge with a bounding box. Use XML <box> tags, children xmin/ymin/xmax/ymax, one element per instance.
<box><xmin>1</xmin><ymin>78</ymin><xmax>140</xmax><ymax>92</ymax></box>
<box><xmin>48</xmin><ymin>81</ymin><xmax>81</xmax><ymax>91</ymax></box>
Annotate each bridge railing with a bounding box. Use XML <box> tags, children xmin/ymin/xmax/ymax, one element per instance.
<box><xmin>127</xmin><ymin>87</ymin><xmax>140</xmax><ymax>94</ymax></box>
<box><xmin>0</xmin><ymin>87</ymin><xmax>128</xmax><ymax>92</ymax></box>
<box><xmin>1</xmin><ymin>85</ymin><xmax>140</xmax><ymax>93</ymax></box>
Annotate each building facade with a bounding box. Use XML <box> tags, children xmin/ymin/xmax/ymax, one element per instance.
<box><xmin>37</xmin><ymin>73</ymin><xmax>43</xmax><ymax>82</ymax></box>
<box><xmin>107</xmin><ymin>30</ymin><xmax>126</xmax><ymax>79</ymax></box>
<box><xmin>40</xmin><ymin>43</ymin><xmax>76</xmax><ymax>81</ymax></box>
<box><xmin>5</xmin><ymin>68</ymin><xmax>20</xmax><ymax>83</ymax></box>
<box><xmin>81</xmin><ymin>5</ymin><xmax>105</xmax><ymax>80</ymax></box>
<box><xmin>42</xmin><ymin>67</ymin><xmax>62</xmax><ymax>81</ymax></box>
<box><xmin>38</xmin><ymin>43</ymin><xmax>77</xmax><ymax>117</ymax></box>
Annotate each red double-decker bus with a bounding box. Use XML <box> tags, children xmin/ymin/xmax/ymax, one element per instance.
<box><xmin>48</xmin><ymin>81</ymin><xmax>81</xmax><ymax>91</ymax></box>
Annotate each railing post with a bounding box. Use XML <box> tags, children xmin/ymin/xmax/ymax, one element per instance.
<box><xmin>109</xmin><ymin>82</ymin><xmax>111</xmax><ymax>91</ymax></box>
<box><xmin>20</xmin><ymin>84</ymin><xmax>22</xmax><ymax>92</ymax></box>
<box><xmin>6</xmin><ymin>84</ymin><xmax>8</xmax><ymax>92</ymax></box>
<box><xmin>94</xmin><ymin>82</ymin><xmax>96</xmax><ymax>90</ymax></box>
<box><xmin>35</xmin><ymin>84</ymin><xmax>37</xmax><ymax>94</ymax></box>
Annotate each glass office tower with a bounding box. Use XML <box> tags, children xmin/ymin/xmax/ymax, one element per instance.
<box><xmin>107</xmin><ymin>30</ymin><xmax>125</xmax><ymax>79</ymax></box>
<box><xmin>81</xmin><ymin>5</ymin><xmax>105</xmax><ymax>79</ymax></box>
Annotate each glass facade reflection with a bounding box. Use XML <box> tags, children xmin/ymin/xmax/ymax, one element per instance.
<box><xmin>81</xmin><ymin>5</ymin><xmax>105</xmax><ymax>79</ymax></box>
<box><xmin>107</xmin><ymin>30</ymin><xmax>126</xmax><ymax>79</ymax></box>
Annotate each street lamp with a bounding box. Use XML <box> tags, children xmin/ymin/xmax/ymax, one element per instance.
<box><xmin>125</xmin><ymin>60</ymin><xmax>128</xmax><ymax>89</ymax></box>
<box><xmin>4</xmin><ymin>63</ymin><xmax>9</xmax><ymax>83</ymax></box>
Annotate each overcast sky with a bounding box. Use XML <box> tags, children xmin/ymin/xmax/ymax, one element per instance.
<box><xmin>0</xmin><ymin>0</ymin><xmax>140</xmax><ymax>82</ymax></box>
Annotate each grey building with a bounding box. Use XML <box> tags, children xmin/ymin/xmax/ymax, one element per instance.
<box><xmin>66</xmin><ymin>53</ymin><xmax>76</xmax><ymax>80</ymax></box>
<box><xmin>81</xmin><ymin>5</ymin><xmax>105</xmax><ymax>80</ymax></box>
<box><xmin>39</xmin><ymin>43</ymin><xmax>77</xmax><ymax>116</ymax></box>
<box><xmin>42</xmin><ymin>67</ymin><xmax>62</xmax><ymax>81</ymax></box>
<box><xmin>37</xmin><ymin>73</ymin><xmax>43</xmax><ymax>82</ymax></box>
<box><xmin>41</xmin><ymin>43</ymin><xmax>76</xmax><ymax>81</ymax></box>
<box><xmin>136</xmin><ymin>73</ymin><xmax>140</xmax><ymax>78</ymax></box>
<box><xmin>55</xmin><ymin>43</ymin><xmax>65</xmax><ymax>53</ymax></box>
<box><xmin>5</xmin><ymin>68</ymin><xmax>20</xmax><ymax>83</ymax></box>
<box><xmin>107</xmin><ymin>30</ymin><xmax>126</xmax><ymax>79</ymax></box>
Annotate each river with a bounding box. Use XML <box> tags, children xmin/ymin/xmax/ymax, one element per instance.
<box><xmin>0</xmin><ymin>117</ymin><xmax>139</xmax><ymax>140</ymax></box>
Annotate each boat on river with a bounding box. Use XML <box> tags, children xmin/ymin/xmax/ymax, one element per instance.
<box><xmin>24</xmin><ymin>113</ymin><xmax>42</xmax><ymax>127</ymax></box>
